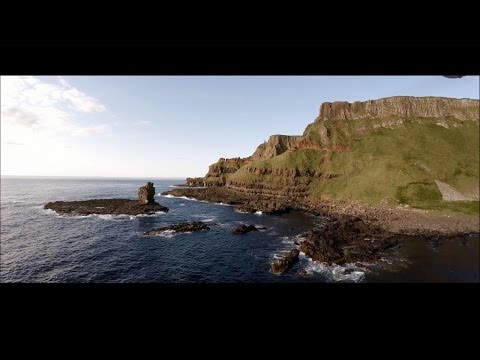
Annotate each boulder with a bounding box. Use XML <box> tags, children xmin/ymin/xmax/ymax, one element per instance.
<box><xmin>271</xmin><ymin>249</ymin><xmax>300</xmax><ymax>274</ymax></box>
<box><xmin>232</xmin><ymin>224</ymin><xmax>258</xmax><ymax>235</ymax></box>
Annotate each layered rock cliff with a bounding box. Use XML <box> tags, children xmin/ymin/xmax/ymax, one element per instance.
<box><xmin>251</xmin><ymin>135</ymin><xmax>303</xmax><ymax>161</ymax></box>
<box><xmin>318</xmin><ymin>96</ymin><xmax>479</xmax><ymax>121</ymax></box>
<box><xmin>184</xmin><ymin>96</ymin><xmax>479</xmax><ymax>213</ymax></box>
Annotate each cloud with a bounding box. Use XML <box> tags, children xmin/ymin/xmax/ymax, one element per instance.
<box><xmin>72</xmin><ymin>124</ymin><xmax>109</xmax><ymax>138</ymax></box>
<box><xmin>2</xmin><ymin>107</ymin><xmax>40</xmax><ymax>127</ymax></box>
<box><xmin>62</xmin><ymin>87</ymin><xmax>106</xmax><ymax>112</ymax></box>
<box><xmin>1</xmin><ymin>76</ymin><xmax>106</xmax><ymax>135</ymax></box>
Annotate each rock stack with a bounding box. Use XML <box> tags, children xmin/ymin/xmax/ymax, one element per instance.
<box><xmin>138</xmin><ymin>182</ymin><xmax>155</xmax><ymax>204</ymax></box>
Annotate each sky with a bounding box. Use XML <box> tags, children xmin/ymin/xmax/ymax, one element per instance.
<box><xmin>1</xmin><ymin>76</ymin><xmax>479</xmax><ymax>178</ymax></box>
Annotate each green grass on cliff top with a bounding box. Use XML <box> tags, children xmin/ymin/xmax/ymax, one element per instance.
<box><xmin>232</xmin><ymin>118</ymin><xmax>479</xmax><ymax>215</ymax></box>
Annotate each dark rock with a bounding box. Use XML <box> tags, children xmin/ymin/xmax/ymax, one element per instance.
<box><xmin>298</xmin><ymin>217</ymin><xmax>397</xmax><ymax>264</ymax></box>
<box><xmin>271</xmin><ymin>249</ymin><xmax>300</xmax><ymax>274</ymax></box>
<box><xmin>44</xmin><ymin>199</ymin><xmax>168</xmax><ymax>216</ymax></box>
<box><xmin>138</xmin><ymin>182</ymin><xmax>155</xmax><ymax>204</ymax></box>
<box><xmin>232</xmin><ymin>224</ymin><xmax>258</xmax><ymax>235</ymax></box>
<box><xmin>144</xmin><ymin>221</ymin><xmax>210</xmax><ymax>236</ymax></box>
<box><xmin>44</xmin><ymin>182</ymin><xmax>168</xmax><ymax>216</ymax></box>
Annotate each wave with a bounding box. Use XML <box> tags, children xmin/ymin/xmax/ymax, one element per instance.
<box><xmin>234</xmin><ymin>209</ymin><xmax>250</xmax><ymax>214</ymax></box>
<box><xmin>42</xmin><ymin>208</ymin><xmax>166</xmax><ymax>220</ymax></box>
<box><xmin>255</xmin><ymin>211</ymin><xmax>263</xmax><ymax>215</ymax></box>
<box><xmin>302</xmin><ymin>257</ymin><xmax>367</xmax><ymax>283</ymax></box>
<box><xmin>161</xmin><ymin>194</ymin><xmax>201</xmax><ymax>202</ymax></box>
<box><xmin>148</xmin><ymin>230</ymin><xmax>193</xmax><ymax>238</ymax></box>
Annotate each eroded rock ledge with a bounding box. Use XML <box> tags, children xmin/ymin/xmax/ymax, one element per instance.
<box><xmin>45</xmin><ymin>182</ymin><xmax>169</xmax><ymax>216</ymax></box>
<box><xmin>144</xmin><ymin>221</ymin><xmax>210</xmax><ymax>236</ymax></box>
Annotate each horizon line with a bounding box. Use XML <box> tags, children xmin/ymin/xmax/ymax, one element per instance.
<box><xmin>0</xmin><ymin>174</ymin><xmax>190</xmax><ymax>179</ymax></box>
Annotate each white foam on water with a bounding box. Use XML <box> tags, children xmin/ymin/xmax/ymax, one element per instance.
<box><xmin>151</xmin><ymin>229</ymin><xmax>177</xmax><ymax>238</ymax></box>
<box><xmin>216</xmin><ymin>202</ymin><xmax>232</xmax><ymax>206</ymax></box>
<box><xmin>202</xmin><ymin>217</ymin><xmax>216</xmax><ymax>223</ymax></box>
<box><xmin>304</xmin><ymin>261</ymin><xmax>366</xmax><ymax>283</ymax></box>
<box><xmin>42</xmin><ymin>208</ymin><xmax>62</xmax><ymax>217</ymax></box>
<box><xmin>255</xmin><ymin>225</ymin><xmax>268</xmax><ymax>231</ymax></box>
<box><xmin>255</xmin><ymin>211</ymin><xmax>263</xmax><ymax>215</ymax></box>
<box><xmin>179</xmin><ymin>203</ymin><xmax>186</xmax><ymax>206</ymax></box>
<box><xmin>42</xmin><ymin>207</ymin><xmax>166</xmax><ymax>220</ymax></box>
<box><xmin>161</xmin><ymin>194</ymin><xmax>175</xmax><ymax>198</ymax></box>
<box><xmin>234</xmin><ymin>209</ymin><xmax>250</xmax><ymax>214</ymax></box>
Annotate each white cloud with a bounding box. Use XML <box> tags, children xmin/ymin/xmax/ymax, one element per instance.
<box><xmin>62</xmin><ymin>87</ymin><xmax>106</xmax><ymax>112</ymax></box>
<box><xmin>72</xmin><ymin>124</ymin><xmax>109</xmax><ymax>138</ymax></box>
<box><xmin>1</xmin><ymin>76</ymin><xmax>107</xmax><ymax>140</ymax></box>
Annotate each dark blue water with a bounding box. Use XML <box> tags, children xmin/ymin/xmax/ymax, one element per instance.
<box><xmin>1</xmin><ymin>178</ymin><xmax>478</xmax><ymax>282</ymax></box>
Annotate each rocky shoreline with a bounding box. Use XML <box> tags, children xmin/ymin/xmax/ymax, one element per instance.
<box><xmin>162</xmin><ymin>186</ymin><xmax>479</xmax><ymax>270</ymax></box>
<box><xmin>162</xmin><ymin>187</ymin><xmax>479</xmax><ymax>236</ymax></box>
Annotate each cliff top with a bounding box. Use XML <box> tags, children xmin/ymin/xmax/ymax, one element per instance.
<box><xmin>319</xmin><ymin>96</ymin><xmax>479</xmax><ymax>121</ymax></box>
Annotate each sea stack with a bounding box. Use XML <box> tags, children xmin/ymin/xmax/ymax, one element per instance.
<box><xmin>138</xmin><ymin>182</ymin><xmax>155</xmax><ymax>204</ymax></box>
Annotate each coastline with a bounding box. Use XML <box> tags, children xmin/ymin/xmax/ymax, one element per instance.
<box><xmin>162</xmin><ymin>186</ymin><xmax>479</xmax><ymax>237</ymax></box>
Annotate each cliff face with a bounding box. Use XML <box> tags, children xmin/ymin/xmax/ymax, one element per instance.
<box><xmin>185</xmin><ymin>96</ymin><xmax>479</xmax><ymax>213</ymax></box>
<box><xmin>251</xmin><ymin>135</ymin><xmax>303</xmax><ymax>161</ymax></box>
<box><xmin>203</xmin><ymin>157</ymin><xmax>250</xmax><ymax>187</ymax></box>
<box><xmin>318</xmin><ymin>96</ymin><xmax>479</xmax><ymax>121</ymax></box>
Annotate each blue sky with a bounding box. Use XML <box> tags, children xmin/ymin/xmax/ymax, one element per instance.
<box><xmin>1</xmin><ymin>76</ymin><xmax>479</xmax><ymax>177</ymax></box>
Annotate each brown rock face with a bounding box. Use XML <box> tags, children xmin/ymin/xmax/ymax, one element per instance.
<box><xmin>251</xmin><ymin>135</ymin><xmax>303</xmax><ymax>161</ymax></box>
<box><xmin>319</xmin><ymin>96</ymin><xmax>479</xmax><ymax>121</ymax></box>
<box><xmin>138</xmin><ymin>182</ymin><xmax>155</xmax><ymax>204</ymax></box>
<box><xmin>186</xmin><ymin>177</ymin><xmax>205</xmax><ymax>187</ymax></box>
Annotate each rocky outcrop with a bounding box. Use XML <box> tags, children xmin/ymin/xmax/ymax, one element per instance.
<box><xmin>44</xmin><ymin>199</ymin><xmax>168</xmax><ymax>216</ymax></box>
<box><xmin>206</xmin><ymin>157</ymin><xmax>249</xmax><ymax>177</ymax></box>
<box><xmin>45</xmin><ymin>182</ymin><xmax>168</xmax><ymax>216</ymax></box>
<box><xmin>186</xmin><ymin>177</ymin><xmax>205</xmax><ymax>187</ymax></box>
<box><xmin>318</xmin><ymin>96</ymin><xmax>479</xmax><ymax>121</ymax></box>
<box><xmin>232</xmin><ymin>224</ymin><xmax>258</xmax><ymax>235</ymax></box>
<box><xmin>144</xmin><ymin>221</ymin><xmax>210</xmax><ymax>236</ymax></box>
<box><xmin>271</xmin><ymin>249</ymin><xmax>300</xmax><ymax>274</ymax></box>
<box><xmin>138</xmin><ymin>182</ymin><xmax>155</xmax><ymax>204</ymax></box>
<box><xmin>298</xmin><ymin>217</ymin><xmax>398</xmax><ymax>264</ymax></box>
<box><xmin>251</xmin><ymin>135</ymin><xmax>303</xmax><ymax>161</ymax></box>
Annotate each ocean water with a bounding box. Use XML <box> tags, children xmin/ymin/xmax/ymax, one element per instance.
<box><xmin>1</xmin><ymin>178</ymin><xmax>478</xmax><ymax>283</ymax></box>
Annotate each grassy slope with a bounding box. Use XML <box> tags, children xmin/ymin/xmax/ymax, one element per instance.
<box><xmin>230</xmin><ymin>117</ymin><xmax>479</xmax><ymax>215</ymax></box>
<box><xmin>309</xmin><ymin>120</ymin><xmax>479</xmax><ymax>214</ymax></box>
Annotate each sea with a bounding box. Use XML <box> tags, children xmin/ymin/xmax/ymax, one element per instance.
<box><xmin>1</xmin><ymin>177</ymin><xmax>478</xmax><ymax>283</ymax></box>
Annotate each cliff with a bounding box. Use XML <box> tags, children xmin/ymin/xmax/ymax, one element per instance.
<box><xmin>186</xmin><ymin>96</ymin><xmax>479</xmax><ymax>215</ymax></box>
<box><xmin>251</xmin><ymin>135</ymin><xmax>303</xmax><ymax>161</ymax></box>
<box><xmin>318</xmin><ymin>96</ymin><xmax>479</xmax><ymax>121</ymax></box>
